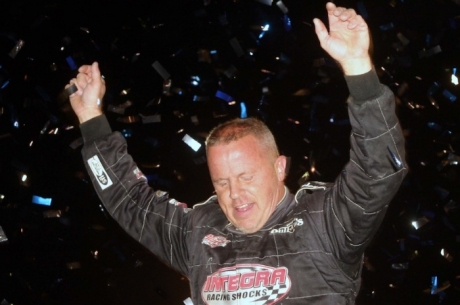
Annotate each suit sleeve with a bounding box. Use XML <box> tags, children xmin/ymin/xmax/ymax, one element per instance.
<box><xmin>325</xmin><ymin>68</ymin><xmax>408</xmax><ymax>265</ymax></box>
<box><xmin>80</xmin><ymin>115</ymin><xmax>191</xmax><ymax>276</ymax></box>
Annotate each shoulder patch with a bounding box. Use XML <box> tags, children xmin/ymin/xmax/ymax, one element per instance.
<box><xmin>155</xmin><ymin>190</ymin><xmax>168</xmax><ymax>198</ymax></box>
<box><xmin>87</xmin><ymin>155</ymin><xmax>113</xmax><ymax>190</ymax></box>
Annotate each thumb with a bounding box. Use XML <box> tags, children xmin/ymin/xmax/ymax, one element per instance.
<box><xmin>90</xmin><ymin>62</ymin><xmax>102</xmax><ymax>84</ymax></box>
<box><xmin>313</xmin><ymin>18</ymin><xmax>328</xmax><ymax>44</ymax></box>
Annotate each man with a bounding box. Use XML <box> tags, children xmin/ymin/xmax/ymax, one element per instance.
<box><xmin>67</xmin><ymin>3</ymin><xmax>407</xmax><ymax>304</ymax></box>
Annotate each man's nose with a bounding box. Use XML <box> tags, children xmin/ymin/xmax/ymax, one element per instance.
<box><xmin>229</xmin><ymin>182</ymin><xmax>242</xmax><ymax>200</ymax></box>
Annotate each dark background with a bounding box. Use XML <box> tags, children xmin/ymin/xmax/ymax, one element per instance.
<box><xmin>0</xmin><ymin>0</ymin><xmax>460</xmax><ymax>304</ymax></box>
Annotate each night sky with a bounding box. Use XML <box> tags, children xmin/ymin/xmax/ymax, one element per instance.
<box><xmin>1</xmin><ymin>0</ymin><xmax>460</xmax><ymax>304</ymax></box>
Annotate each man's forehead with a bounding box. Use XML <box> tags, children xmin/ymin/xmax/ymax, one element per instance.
<box><xmin>208</xmin><ymin>136</ymin><xmax>261</xmax><ymax>158</ymax></box>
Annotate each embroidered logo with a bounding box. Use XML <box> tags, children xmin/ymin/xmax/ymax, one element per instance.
<box><xmin>87</xmin><ymin>155</ymin><xmax>113</xmax><ymax>190</ymax></box>
<box><xmin>133</xmin><ymin>167</ymin><xmax>146</xmax><ymax>180</ymax></box>
<box><xmin>202</xmin><ymin>234</ymin><xmax>231</xmax><ymax>248</ymax></box>
<box><xmin>270</xmin><ymin>218</ymin><xmax>303</xmax><ymax>234</ymax></box>
<box><xmin>169</xmin><ymin>199</ymin><xmax>189</xmax><ymax>209</ymax></box>
<box><xmin>155</xmin><ymin>190</ymin><xmax>167</xmax><ymax>197</ymax></box>
<box><xmin>201</xmin><ymin>264</ymin><xmax>291</xmax><ymax>305</ymax></box>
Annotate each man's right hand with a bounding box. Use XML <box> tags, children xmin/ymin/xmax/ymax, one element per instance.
<box><xmin>313</xmin><ymin>2</ymin><xmax>372</xmax><ymax>76</ymax></box>
<box><xmin>66</xmin><ymin>62</ymin><xmax>106</xmax><ymax>124</ymax></box>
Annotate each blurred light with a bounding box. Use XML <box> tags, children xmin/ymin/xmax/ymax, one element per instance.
<box><xmin>411</xmin><ymin>217</ymin><xmax>430</xmax><ymax>230</ymax></box>
<box><xmin>440</xmin><ymin>248</ymin><xmax>453</xmax><ymax>262</ymax></box>
<box><xmin>54</xmin><ymin>128</ymin><xmax>59</xmax><ymax>134</ymax></box>
<box><xmin>65</xmin><ymin>126</ymin><xmax>74</xmax><ymax>130</ymax></box>
<box><xmin>431</xmin><ymin>276</ymin><xmax>438</xmax><ymax>295</ymax></box>
<box><xmin>1</xmin><ymin>80</ymin><xmax>9</xmax><ymax>89</ymax></box>
<box><xmin>177</xmin><ymin>129</ymin><xmax>184</xmax><ymax>134</ymax></box>
<box><xmin>29</xmin><ymin>141</ymin><xmax>33</xmax><ymax>147</ymax></box>
<box><xmin>452</xmin><ymin>74</ymin><xmax>458</xmax><ymax>85</ymax></box>
<box><xmin>442</xmin><ymin>89</ymin><xmax>457</xmax><ymax>102</ymax></box>
<box><xmin>21</xmin><ymin>174</ymin><xmax>27</xmax><ymax>182</ymax></box>
<box><xmin>66</xmin><ymin>56</ymin><xmax>77</xmax><ymax>70</ymax></box>
<box><xmin>0</xmin><ymin>225</ymin><xmax>7</xmax><ymax>243</ymax></box>
<box><xmin>262</xmin><ymin>24</ymin><xmax>270</xmax><ymax>31</ymax></box>
<box><xmin>182</xmin><ymin>134</ymin><xmax>201</xmax><ymax>152</ymax></box>
<box><xmin>163</xmin><ymin>79</ymin><xmax>172</xmax><ymax>94</ymax></box>
<box><xmin>14</xmin><ymin>121</ymin><xmax>19</xmax><ymax>128</ymax></box>
<box><xmin>152</xmin><ymin>61</ymin><xmax>171</xmax><ymax>80</ymax></box>
<box><xmin>61</xmin><ymin>46</ymin><xmax>64</xmax><ymax>51</ymax></box>
<box><xmin>215</xmin><ymin>90</ymin><xmax>233</xmax><ymax>103</ymax></box>
<box><xmin>122</xmin><ymin>128</ymin><xmax>132</xmax><ymax>138</ymax></box>
<box><xmin>191</xmin><ymin>115</ymin><xmax>199</xmax><ymax>125</ymax></box>
<box><xmin>283</xmin><ymin>15</ymin><xmax>292</xmax><ymax>31</ymax></box>
<box><xmin>32</xmin><ymin>195</ymin><xmax>52</xmax><ymax>206</ymax></box>
<box><xmin>276</xmin><ymin>1</ymin><xmax>288</xmax><ymax>14</ymax></box>
<box><xmin>9</xmin><ymin>39</ymin><xmax>25</xmax><ymax>58</ymax></box>
<box><xmin>240</xmin><ymin>102</ymin><xmax>247</xmax><ymax>118</ymax></box>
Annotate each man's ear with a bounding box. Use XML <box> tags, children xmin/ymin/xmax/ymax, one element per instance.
<box><xmin>275</xmin><ymin>155</ymin><xmax>287</xmax><ymax>181</ymax></box>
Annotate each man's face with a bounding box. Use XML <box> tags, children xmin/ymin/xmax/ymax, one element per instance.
<box><xmin>207</xmin><ymin>135</ymin><xmax>286</xmax><ymax>234</ymax></box>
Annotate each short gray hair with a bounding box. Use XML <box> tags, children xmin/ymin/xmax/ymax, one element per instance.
<box><xmin>205</xmin><ymin>117</ymin><xmax>279</xmax><ymax>162</ymax></box>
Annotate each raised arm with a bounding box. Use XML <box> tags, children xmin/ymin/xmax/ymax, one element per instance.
<box><xmin>65</xmin><ymin>64</ymin><xmax>191</xmax><ymax>276</ymax></box>
<box><xmin>311</xmin><ymin>3</ymin><xmax>407</xmax><ymax>267</ymax></box>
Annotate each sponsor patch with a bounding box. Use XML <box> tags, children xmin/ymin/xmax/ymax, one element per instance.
<box><xmin>201</xmin><ymin>264</ymin><xmax>291</xmax><ymax>305</ymax></box>
<box><xmin>87</xmin><ymin>155</ymin><xmax>113</xmax><ymax>190</ymax></box>
<box><xmin>133</xmin><ymin>167</ymin><xmax>146</xmax><ymax>180</ymax></box>
<box><xmin>202</xmin><ymin>234</ymin><xmax>231</xmax><ymax>248</ymax></box>
<box><xmin>270</xmin><ymin>218</ymin><xmax>303</xmax><ymax>234</ymax></box>
<box><xmin>169</xmin><ymin>199</ymin><xmax>189</xmax><ymax>209</ymax></box>
<box><xmin>155</xmin><ymin>190</ymin><xmax>167</xmax><ymax>197</ymax></box>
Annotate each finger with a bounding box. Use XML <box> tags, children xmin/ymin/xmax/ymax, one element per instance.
<box><xmin>336</xmin><ymin>8</ymin><xmax>357</xmax><ymax>21</ymax></box>
<box><xmin>90</xmin><ymin>62</ymin><xmax>102</xmax><ymax>84</ymax></box>
<box><xmin>332</xmin><ymin>6</ymin><xmax>347</xmax><ymax>17</ymax></box>
<box><xmin>313</xmin><ymin>18</ymin><xmax>329</xmax><ymax>44</ymax></box>
<box><xmin>348</xmin><ymin>15</ymin><xmax>367</xmax><ymax>30</ymax></box>
<box><xmin>76</xmin><ymin>73</ymin><xmax>89</xmax><ymax>90</ymax></box>
<box><xmin>325</xmin><ymin>2</ymin><xmax>337</xmax><ymax>14</ymax></box>
<box><xmin>78</xmin><ymin>65</ymin><xmax>92</xmax><ymax>74</ymax></box>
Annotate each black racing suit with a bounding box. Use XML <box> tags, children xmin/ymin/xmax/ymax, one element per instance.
<box><xmin>80</xmin><ymin>68</ymin><xmax>407</xmax><ymax>305</ymax></box>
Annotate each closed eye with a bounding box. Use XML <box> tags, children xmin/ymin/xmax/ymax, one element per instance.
<box><xmin>241</xmin><ymin>175</ymin><xmax>253</xmax><ymax>182</ymax></box>
<box><xmin>214</xmin><ymin>180</ymin><xmax>228</xmax><ymax>188</ymax></box>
